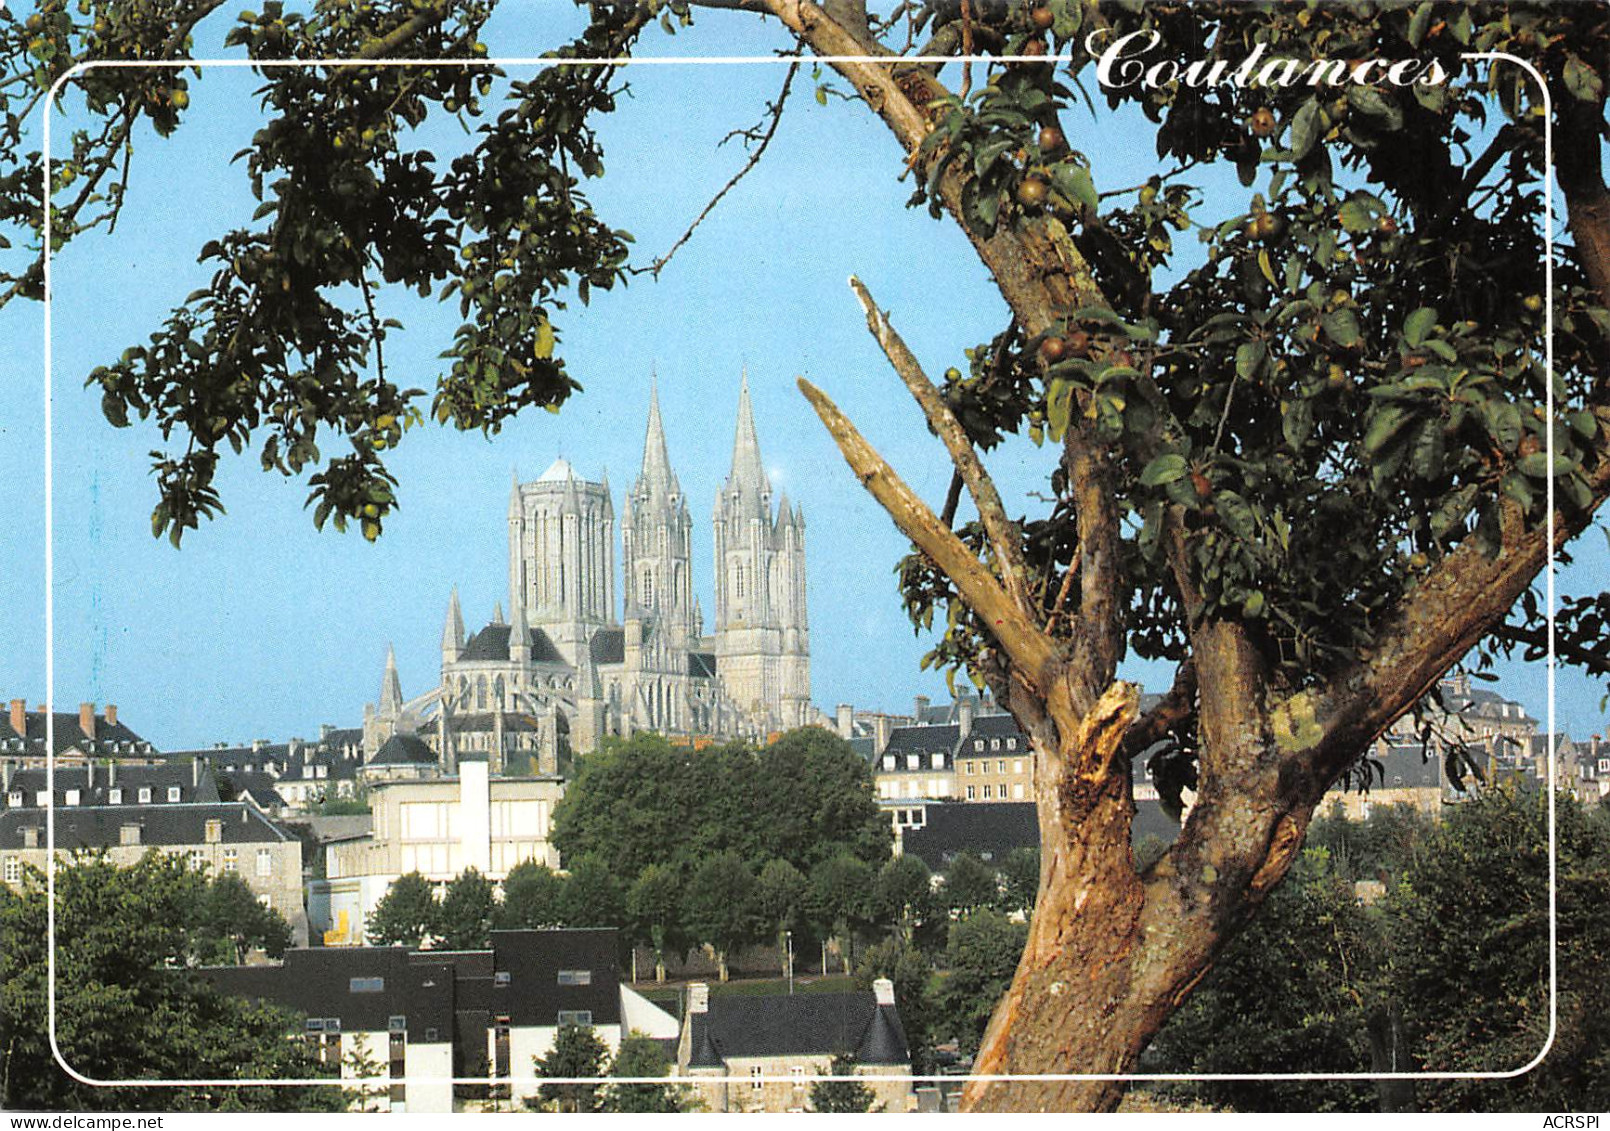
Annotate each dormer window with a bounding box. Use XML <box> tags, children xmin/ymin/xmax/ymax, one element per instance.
<box><xmin>65</xmin><ymin>790</ymin><xmax>80</xmax><ymax>806</ymax></box>
<box><xmin>108</xmin><ymin>788</ymin><xmax>122</xmax><ymax>805</ymax></box>
<box><xmin>137</xmin><ymin>787</ymin><xmax>152</xmax><ymax>804</ymax></box>
<box><xmin>167</xmin><ymin>786</ymin><xmax>181</xmax><ymax>802</ymax></box>
<box><xmin>6</xmin><ymin>791</ymin><xmax>19</xmax><ymax>808</ymax></box>
<box><xmin>33</xmin><ymin>791</ymin><xmax>48</xmax><ymax>806</ymax></box>
<box><xmin>882</xmin><ymin>756</ymin><xmax>895</xmax><ymax>771</ymax></box>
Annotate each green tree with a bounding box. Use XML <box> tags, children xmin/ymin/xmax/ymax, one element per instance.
<box><xmin>683</xmin><ymin>851</ymin><xmax>759</xmax><ymax>982</ymax></box>
<box><xmin>603</xmin><ymin>1032</ymin><xmax>694</xmax><ymax>1113</ymax></box>
<box><xmin>626</xmin><ymin>863</ymin><xmax>683</xmax><ymax>984</ymax></box>
<box><xmin>561</xmin><ymin>854</ymin><xmax>627</xmax><ymax>930</ymax></box>
<box><xmin>496</xmin><ymin>860</ymin><xmax>568</xmax><ymax>930</ymax></box>
<box><xmin>191</xmin><ymin>872</ymin><xmax>294</xmax><ymax>965</ymax></box>
<box><xmin>871</xmin><ymin>853</ymin><xmax>941</xmax><ymax>949</ymax></box>
<box><xmin>16</xmin><ymin>0</ymin><xmax>1610</xmax><ymax>1113</ymax></box>
<box><xmin>1144</xmin><ymin>847</ymin><xmax>1378</xmax><ymax>1112</ymax></box>
<box><xmin>552</xmin><ymin>731</ymin><xmax>888</xmax><ymax>881</ymax></box>
<box><xmin>532</xmin><ymin>1024</ymin><xmax>608</xmax><ymax>1114</ymax></box>
<box><xmin>942</xmin><ymin>852</ymin><xmax>1000</xmax><ymax>916</ymax></box>
<box><xmin>0</xmin><ymin>853</ymin><xmax>344</xmax><ymax>1111</ymax></box>
<box><xmin>340</xmin><ymin>1033</ymin><xmax>388</xmax><ymax>1114</ymax></box>
<box><xmin>366</xmin><ymin>870</ymin><xmax>438</xmax><ymax>948</ymax></box>
<box><xmin>807</xmin><ymin>853</ymin><xmax>874</xmax><ymax>976</ymax></box>
<box><xmin>807</xmin><ymin>1052</ymin><xmax>877</xmax><ymax>1114</ymax></box>
<box><xmin>1384</xmin><ymin>786</ymin><xmax>1610</xmax><ymax>1111</ymax></box>
<box><xmin>755</xmin><ymin>857</ymin><xmax>808</xmax><ymax>973</ymax></box>
<box><xmin>999</xmin><ymin>848</ymin><xmax>1041</xmax><ymax>918</ymax></box>
<box><xmin>938</xmin><ymin>910</ymin><xmax>1028</xmax><ymax>1061</ymax></box>
<box><xmin>437</xmin><ymin>867</ymin><xmax>496</xmax><ymax>950</ymax></box>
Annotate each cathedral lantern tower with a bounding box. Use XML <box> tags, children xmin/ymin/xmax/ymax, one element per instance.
<box><xmin>508</xmin><ymin>458</ymin><xmax>616</xmax><ymax>664</ymax></box>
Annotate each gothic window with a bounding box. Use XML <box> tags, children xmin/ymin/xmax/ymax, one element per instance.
<box><xmin>734</xmin><ymin>563</ymin><xmax>745</xmax><ymax>600</ymax></box>
<box><xmin>477</xmin><ymin>677</ymin><xmax>488</xmax><ymax>710</ymax></box>
<box><xmin>494</xmin><ymin>677</ymin><xmax>506</xmax><ymax>709</ymax></box>
<box><xmin>642</xmin><ymin>569</ymin><xmax>654</xmax><ymax>607</ymax></box>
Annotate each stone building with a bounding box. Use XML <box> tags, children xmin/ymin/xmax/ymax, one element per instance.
<box><xmin>365</xmin><ymin>376</ymin><xmax>812</xmax><ymax>765</ymax></box>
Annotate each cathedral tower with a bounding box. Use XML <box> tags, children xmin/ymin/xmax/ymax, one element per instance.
<box><xmin>712</xmin><ymin>374</ymin><xmax>811</xmax><ymax>730</ymax></box>
<box><xmin>508</xmin><ymin>459</ymin><xmax>616</xmax><ymax>663</ymax></box>
<box><xmin>622</xmin><ymin>384</ymin><xmax>698</xmax><ymax>647</ymax></box>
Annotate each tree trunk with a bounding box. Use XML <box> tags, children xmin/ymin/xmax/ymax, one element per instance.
<box><xmin>963</xmin><ymin>663</ymin><xmax>1311</xmax><ymax>1112</ymax></box>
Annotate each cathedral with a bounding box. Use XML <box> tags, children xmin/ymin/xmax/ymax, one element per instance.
<box><xmin>363</xmin><ymin>376</ymin><xmax>813</xmax><ymax>771</ymax></box>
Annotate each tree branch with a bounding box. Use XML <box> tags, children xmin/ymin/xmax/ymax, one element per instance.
<box><xmin>798</xmin><ymin>377</ymin><xmax>1059</xmax><ymax>691</ymax></box>
<box><xmin>848</xmin><ymin>274</ymin><xmax>1036</xmax><ymax>619</ymax></box>
<box><xmin>630</xmin><ymin>59</ymin><xmax>800</xmax><ymax>279</ymax></box>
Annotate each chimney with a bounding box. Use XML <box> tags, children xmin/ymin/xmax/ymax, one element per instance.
<box><xmin>192</xmin><ymin>757</ymin><xmax>201</xmax><ymax>790</ymax></box>
<box><xmin>9</xmin><ymin>699</ymin><xmax>23</xmax><ymax>738</ymax></box>
<box><xmin>872</xmin><ymin>977</ymin><xmax>896</xmax><ymax>1007</ymax></box>
<box><xmin>688</xmin><ymin>983</ymin><xmax>710</xmax><ymax>1015</ymax></box>
<box><xmin>958</xmin><ymin>697</ymin><xmax>976</xmax><ymax>739</ymax></box>
<box><xmin>913</xmin><ymin>695</ymin><xmax>930</xmax><ymax>721</ymax></box>
<box><xmin>104</xmin><ymin>704</ymin><xmax>118</xmax><ymax>728</ymax></box>
<box><xmin>874</xmin><ymin>715</ymin><xmax>893</xmax><ymax>755</ymax></box>
<box><xmin>836</xmin><ymin>704</ymin><xmax>854</xmax><ymax>740</ymax></box>
<box><xmin>22</xmin><ymin>825</ymin><xmax>39</xmax><ymax>849</ymax></box>
<box><xmin>320</xmin><ymin>723</ymin><xmax>334</xmax><ymax>741</ymax></box>
<box><xmin>79</xmin><ymin>703</ymin><xmax>96</xmax><ymax>741</ymax></box>
<box><xmin>252</xmin><ymin>739</ymin><xmax>264</xmax><ymax>753</ymax></box>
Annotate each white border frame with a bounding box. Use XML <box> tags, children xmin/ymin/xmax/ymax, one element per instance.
<box><xmin>39</xmin><ymin>46</ymin><xmax>1559</xmax><ymax>1092</ymax></box>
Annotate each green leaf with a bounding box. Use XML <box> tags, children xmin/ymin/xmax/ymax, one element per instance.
<box><xmin>1364</xmin><ymin>404</ymin><xmax>1414</xmax><ymax>456</ymax></box>
<box><xmin>1564</xmin><ymin>53</ymin><xmax>1604</xmax><ymax>103</ymax></box>
<box><xmin>1484</xmin><ymin>400</ymin><xmax>1523</xmax><ymax>452</ymax></box>
<box><xmin>1140</xmin><ymin>453</ymin><xmax>1188</xmax><ymax>487</ymax></box>
<box><xmin>1242</xmin><ymin>590</ymin><xmax>1266</xmax><ymax>618</ymax></box>
<box><xmin>1050</xmin><ymin>163</ymin><xmax>1098</xmax><ymax>211</ymax></box>
<box><xmin>1236</xmin><ymin>340</ymin><xmax>1266</xmax><ymax>381</ymax></box>
<box><xmin>1339</xmin><ymin>195</ymin><xmax>1377</xmax><ymax>234</ymax></box>
<box><xmin>1409</xmin><ymin>420</ymin><xmax>1445</xmax><ymax>480</ymax></box>
<box><xmin>1215</xmin><ymin>492</ymin><xmax>1257</xmax><ymax>540</ymax></box>
<box><xmin>1289</xmin><ymin>99</ymin><xmax>1321</xmax><ymax>160</ymax></box>
<box><xmin>1407</xmin><ymin>1</ymin><xmax>1433</xmax><ymax>47</ymax></box>
<box><xmin>1322</xmin><ymin>309</ymin><xmax>1362</xmax><ymax>348</ymax></box>
<box><xmin>1404</xmin><ymin>307</ymin><xmax>1437</xmax><ymax>348</ymax></box>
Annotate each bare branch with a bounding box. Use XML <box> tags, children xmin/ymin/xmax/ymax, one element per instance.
<box><xmin>798</xmin><ymin>377</ymin><xmax>1059</xmax><ymax>691</ymax></box>
<box><xmin>630</xmin><ymin>59</ymin><xmax>800</xmax><ymax>280</ymax></box>
<box><xmin>849</xmin><ymin>274</ymin><xmax>1036</xmax><ymax>619</ymax></box>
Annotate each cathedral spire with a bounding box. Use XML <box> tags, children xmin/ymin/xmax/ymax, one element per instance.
<box><xmin>379</xmin><ymin>644</ymin><xmax>403</xmax><ymax>716</ymax></box>
<box><xmin>728</xmin><ymin>369</ymin><xmax>771</xmax><ymax>505</ymax></box>
<box><xmin>638</xmin><ymin>380</ymin><xmax>680</xmax><ymax>500</ymax></box>
<box><xmin>442</xmin><ymin>587</ymin><xmax>465</xmax><ymax>661</ymax></box>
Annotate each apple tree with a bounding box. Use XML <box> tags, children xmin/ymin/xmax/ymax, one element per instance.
<box><xmin>5</xmin><ymin>0</ymin><xmax>1610</xmax><ymax>1114</ymax></box>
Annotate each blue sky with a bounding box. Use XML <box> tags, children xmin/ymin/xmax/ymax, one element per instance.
<box><xmin>2</xmin><ymin>4</ymin><xmax>1605</xmax><ymax>750</ymax></box>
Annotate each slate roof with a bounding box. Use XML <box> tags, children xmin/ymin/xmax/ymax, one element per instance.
<box><xmin>688</xmin><ymin>652</ymin><xmax>717</xmax><ymax>680</ymax></box>
<box><xmin>0</xmin><ymin>708</ymin><xmax>154</xmax><ymax>757</ymax></box>
<box><xmin>460</xmin><ymin>624</ymin><xmax>565</xmax><ymax>664</ymax></box>
<box><xmin>201</xmin><ymin>928</ymin><xmax>621</xmax><ymax>1041</ymax></box>
<box><xmin>448</xmin><ymin>713</ymin><xmax>542</xmax><ymax>734</ymax></box>
<box><xmin>901</xmin><ymin>802</ymin><xmax>1038</xmax><ymax>867</ymax></box>
<box><xmin>883</xmin><ymin>724</ymin><xmax>959</xmax><ymax>758</ymax></box>
<box><xmin>5</xmin><ymin>763</ymin><xmax>220</xmax><ymax>807</ymax></box>
<box><xmin>370</xmin><ymin>735</ymin><xmax>438</xmax><ymax>766</ymax></box>
<box><xmin>686</xmin><ymin>992</ymin><xmax>908</xmax><ymax>1066</ymax></box>
<box><xmin>0</xmin><ymin>801</ymin><xmax>294</xmax><ymax>850</ymax></box>
<box><xmin>218</xmin><ymin>770</ymin><xmax>284</xmax><ymax>809</ymax></box>
<box><xmin>589</xmin><ymin>629</ymin><xmax>625</xmax><ymax>665</ymax></box>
